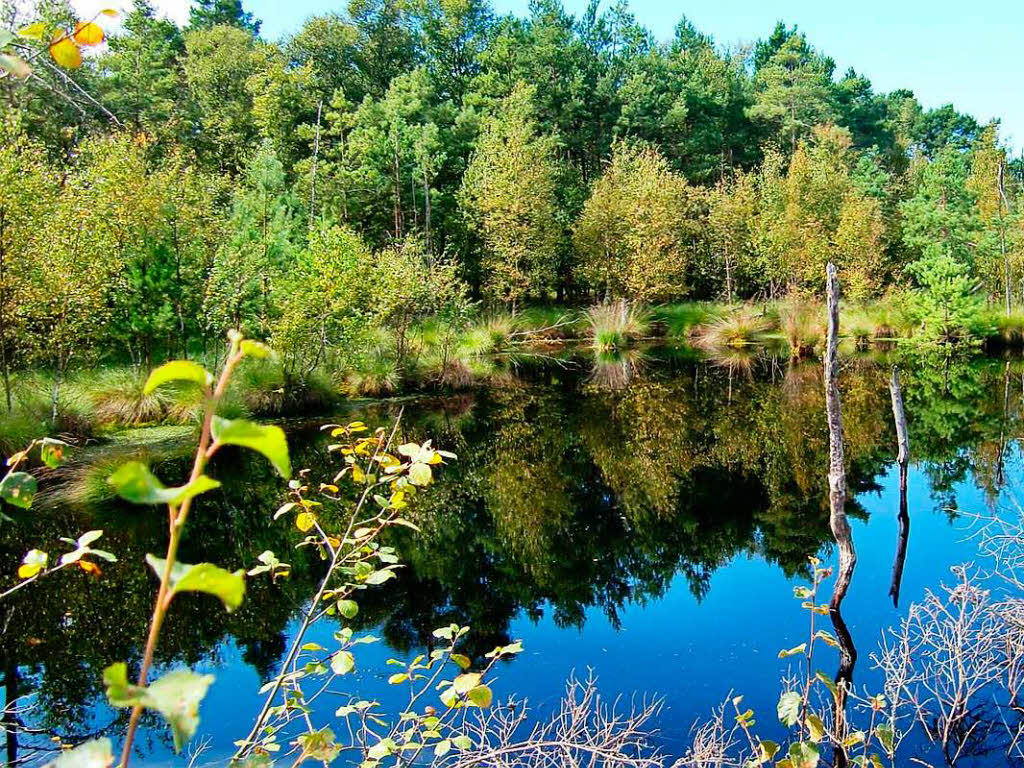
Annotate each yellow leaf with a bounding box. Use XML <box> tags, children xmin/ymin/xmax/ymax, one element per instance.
<box><xmin>99</xmin><ymin>9</ymin><xmax>119</xmax><ymax>16</ymax></box>
<box><xmin>72</xmin><ymin>22</ymin><xmax>104</xmax><ymax>46</ymax></box>
<box><xmin>49</xmin><ymin>34</ymin><xmax>82</xmax><ymax>69</ymax></box>
<box><xmin>78</xmin><ymin>560</ymin><xmax>101</xmax><ymax>575</ymax></box>
<box><xmin>17</xmin><ymin>22</ymin><xmax>47</xmax><ymax>40</ymax></box>
<box><xmin>17</xmin><ymin>562</ymin><xmax>42</xmax><ymax>579</ymax></box>
<box><xmin>296</xmin><ymin>511</ymin><xmax>316</xmax><ymax>532</ymax></box>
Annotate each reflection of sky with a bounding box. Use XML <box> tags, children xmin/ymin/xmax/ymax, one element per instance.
<box><xmin>128</xmin><ymin>452</ymin><xmax>1009</xmax><ymax>766</ymax></box>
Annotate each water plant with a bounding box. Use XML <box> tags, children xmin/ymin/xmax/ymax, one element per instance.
<box><xmin>694</xmin><ymin>305</ymin><xmax>771</xmax><ymax>349</ymax></box>
<box><xmin>585</xmin><ymin>300</ymin><xmax>650</xmax><ymax>352</ymax></box>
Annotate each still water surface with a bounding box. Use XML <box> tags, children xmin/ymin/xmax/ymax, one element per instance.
<box><xmin>2</xmin><ymin>347</ymin><xmax>1021</xmax><ymax>765</ymax></box>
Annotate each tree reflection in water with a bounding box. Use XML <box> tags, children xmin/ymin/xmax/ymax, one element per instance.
<box><xmin>2</xmin><ymin>346</ymin><xmax>1023</xmax><ymax>761</ymax></box>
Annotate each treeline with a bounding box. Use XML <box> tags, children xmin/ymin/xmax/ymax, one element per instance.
<box><xmin>1</xmin><ymin>0</ymin><xmax>1021</xmax><ymax>390</ymax></box>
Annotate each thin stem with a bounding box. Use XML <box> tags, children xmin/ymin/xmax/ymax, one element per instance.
<box><xmin>119</xmin><ymin>342</ymin><xmax>243</xmax><ymax>768</ymax></box>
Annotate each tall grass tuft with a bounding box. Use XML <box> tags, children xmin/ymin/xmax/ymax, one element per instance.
<box><xmin>695</xmin><ymin>305</ymin><xmax>771</xmax><ymax>349</ymax></box>
<box><xmin>994</xmin><ymin>310</ymin><xmax>1024</xmax><ymax>346</ymax></box>
<box><xmin>83</xmin><ymin>368</ymin><xmax>177</xmax><ymax>427</ymax></box>
<box><xmin>778</xmin><ymin>301</ymin><xmax>824</xmax><ymax>357</ymax></box>
<box><xmin>585</xmin><ymin>300</ymin><xmax>651</xmax><ymax>352</ymax></box>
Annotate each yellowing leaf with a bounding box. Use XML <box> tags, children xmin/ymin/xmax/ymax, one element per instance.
<box><xmin>49</xmin><ymin>34</ymin><xmax>82</xmax><ymax>69</ymax></box>
<box><xmin>296</xmin><ymin>512</ymin><xmax>316</xmax><ymax>532</ymax></box>
<box><xmin>468</xmin><ymin>684</ymin><xmax>492</xmax><ymax>708</ymax></box>
<box><xmin>18</xmin><ymin>550</ymin><xmax>47</xmax><ymax>579</ymax></box>
<box><xmin>99</xmin><ymin>8</ymin><xmax>120</xmax><ymax>16</ymax></box>
<box><xmin>408</xmin><ymin>463</ymin><xmax>432</xmax><ymax>487</ymax></box>
<box><xmin>0</xmin><ymin>53</ymin><xmax>31</xmax><ymax>78</ymax></box>
<box><xmin>42</xmin><ymin>738</ymin><xmax>113</xmax><ymax>768</ymax></box>
<box><xmin>17</xmin><ymin>22</ymin><xmax>47</xmax><ymax>40</ymax></box>
<box><xmin>72</xmin><ymin>22</ymin><xmax>104</xmax><ymax>46</ymax></box>
<box><xmin>330</xmin><ymin>651</ymin><xmax>354</xmax><ymax>676</ymax></box>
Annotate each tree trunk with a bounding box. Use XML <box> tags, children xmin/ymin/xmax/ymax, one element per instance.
<box><xmin>825</xmin><ymin>262</ymin><xmax>856</xmax><ymax>610</ymax></box>
<box><xmin>825</xmin><ymin>262</ymin><xmax>857</xmax><ymax>768</ymax></box>
<box><xmin>888</xmin><ymin>366</ymin><xmax>910</xmax><ymax>607</ymax></box>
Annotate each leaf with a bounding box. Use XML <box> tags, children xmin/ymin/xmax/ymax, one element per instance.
<box><xmin>42</xmin><ymin>738</ymin><xmax>113</xmax><ymax>768</ymax></box>
<box><xmin>330</xmin><ymin>650</ymin><xmax>354</xmax><ymax>675</ymax></box>
<box><xmin>48</xmin><ymin>34</ymin><xmax>82</xmax><ymax>69</ymax></box>
<box><xmin>875</xmin><ymin>722</ymin><xmax>895</xmax><ymax>753</ymax></box>
<box><xmin>388</xmin><ymin>673</ymin><xmax>409</xmax><ymax>684</ymax></box>
<box><xmin>295</xmin><ymin>512</ymin><xmax>316</xmax><ymax>532</ymax></box>
<box><xmin>451</xmin><ymin>653</ymin><xmax>472</xmax><ymax>670</ymax></box>
<box><xmin>17</xmin><ymin>23</ymin><xmax>47</xmax><ymax>41</ymax></box>
<box><xmin>0</xmin><ymin>471</ymin><xmax>37</xmax><ymax>509</ymax></box>
<box><xmin>453</xmin><ymin>673</ymin><xmax>481</xmax><ymax>694</ymax></box>
<box><xmin>365</xmin><ymin>569</ymin><xmax>396</xmax><ymax>585</ymax></box>
<box><xmin>408</xmin><ymin>463</ymin><xmax>432</xmax><ymax>486</ymax></box>
<box><xmin>77</xmin><ymin>530</ymin><xmax>104</xmax><ymax>547</ymax></box>
<box><xmin>298</xmin><ymin>727</ymin><xmax>340</xmax><ymax>762</ymax></box>
<box><xmin>434</xmin><ymin>739</ymin><xmax>451</xmax><ymax>758</ymax></box>
<box><xmin>71</xmin><ymin>22</ymin><xmax>104</xmax><ymax>46</ymax></box>
<box><xmin>144</xmin><ymin>360</ymin><xmax>211</xmax><ymax>394</ymax></box>
<box><xmin>807</xmin><ymin>713</ymin><xmax>825</xmax><ymax>742</ymax></box>
<box><xmin>337</xmin><ymin>599</ymin><xmax>358</xmax><ymax>618</ymax></box>
<box><xmin>108</xmin><ymin>463</ymin><xmax>220</xmax><ymax>506</ymax></box>
<box><xmin>0</xmin><ymin>54</ymin><xmax>31</xmax><ymax>78</ymax></box>
<box><xmin>777</xmin><ymin>691</ymin><xmax>802</xmax><ymax>727</ymax></box>
<box><xmin>146</xmin><ymin>555</ymin><xmax>245</xmax><ymax>612</ymax></box>
<box><xmin>18</xmin><ymin>549</ymin><xmax>47</xmax><ymax>579</ymax></box>
<box><xmin>778</xmin><ymin>643</ymin><xmax>807</xmax><ymax>659</ymax></box>
<box><xmin>211</xmin><ymin>417</ymin><xmax>291</xmax><ymax>479</ymax></box>
<box><xmin>452</xmin><ymin>735</ymin><xmax>472</xmax><ymax>750</ymax></box>
<box><xmin>103</xmin><ymin>663</ymin><xmax>214</xmax><ymax>752</ymax></box>
<box><xmin>468</xmin><ymin>685</ymin><xmax>492</xmax><ymax>708</ymax></box>
<box><xmin>786</xmin><ymin>742</ymin><xmax>820</xmax><ymax>768</ymax></box>
<box><xmin>758</xmin><ymin>740</ymin><xmax>780</xmax><ymax>762</ymax></box>
<box><xmin>39</xmin><ymin>438</ymin><xmax>68</xmax><ymax>468</ymax></box>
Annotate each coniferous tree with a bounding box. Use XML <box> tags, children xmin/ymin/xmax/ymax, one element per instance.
<box><xmin>189</xmin><ymin>0</ymin><xmax>261</xmax><ymax>35</ymax></box>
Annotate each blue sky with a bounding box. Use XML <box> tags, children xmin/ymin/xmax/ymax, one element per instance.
<box><xmin>109</xmin><ymin>0</ymin><xmax>1022</xmax><ymax>150</ymax></box>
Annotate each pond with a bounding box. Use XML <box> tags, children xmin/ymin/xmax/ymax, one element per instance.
<box><xmin>2</xmin><ymin>346</ymin><xmax>1021</xmax><ymax>766</ymax></box>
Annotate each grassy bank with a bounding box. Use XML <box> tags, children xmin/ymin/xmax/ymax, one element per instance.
<box><xmin>3</xmin><ymin>298</ymin><xmax>1023</xmax><ymax>450</ymax></box>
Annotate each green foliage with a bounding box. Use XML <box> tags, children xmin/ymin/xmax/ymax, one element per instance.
<box><xmin>460</xmin><ymin>82</ymin><xmax>564</xmax><ymax>307</ymax></box>
<box><xmin>575</xmin><ymin>141</ymin><xmax>703</xmax><ymax>301</ymax></box>
<box><xmin>907</xmin><ymin>252</ymin><xmax>987</xmax><ymax>342</ymax></box>
<box><xmin>104</xmin><ymin>663</ymin><xmax>216</xmax><ymax>752</ymax></box>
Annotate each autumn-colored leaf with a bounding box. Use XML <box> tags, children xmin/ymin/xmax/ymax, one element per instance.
<box><xmin>72</xmin><ymin>22</ymin><xmax>104</xmax><ymax>46</ymax></box>
<box><xmin>17</xmin><ymin>22</ymin><xmax>47</xmax><ymax>40</ymax></box>
<box><xmin>49</xmin><ymin>34</ymin><xmax>82</xmax><ymax>69</ymax></box>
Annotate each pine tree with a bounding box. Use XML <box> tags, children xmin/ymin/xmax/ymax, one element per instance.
<box><xmin>189</xmin><ymin>0</ymin><xmax>261</xmax><ymax>35</ymax></box>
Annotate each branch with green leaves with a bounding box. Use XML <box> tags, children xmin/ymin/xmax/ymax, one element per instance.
<box><xmin>231</xmin><ymin>418</ymin><xmax>524</xmax><ymax>767</ymax></box>
<box><xmin>82</xmin><ymin>331</ymin><xmax>294</xmax><ymax>768</ymax></box>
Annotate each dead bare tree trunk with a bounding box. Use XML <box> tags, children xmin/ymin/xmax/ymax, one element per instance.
<box><xmin>825</xmin><ymin>262</ymin><xmax>858</xmax><ymax>768</ymax></box>
<box><xmin>825</xmin><ymin>262</ymin><xmax>856</xmax><ymax>609</ymax></box>
<box><xmin>888</xmin><ymin>365</ymin><xmax>911</xmax><ymax>607</ymax></box>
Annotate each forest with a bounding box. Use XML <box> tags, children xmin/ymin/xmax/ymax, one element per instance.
<box><xmin>6</xmin><ymin>2</ymin><xmax>1024</xmax><ymax>768</ymax></box>
<box><xmin>0</xmin><ymin>0</ymin><xmax>1021</xmax><ymax>444</ymax></box>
